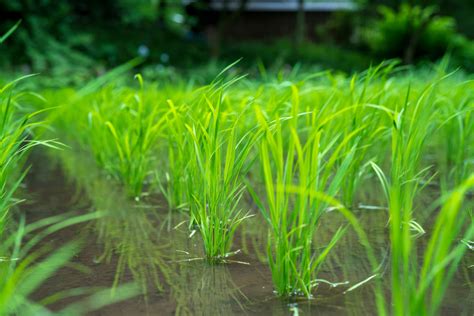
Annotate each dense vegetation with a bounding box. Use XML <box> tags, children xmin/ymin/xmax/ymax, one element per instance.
<box><xmin>12</xmin><ymin>60</ymin><xmax>468</xmax><ymax>314</ymax></box>
<box><xmin>1</xmin><ymin>1</ymin><xmax>473</xmax><ymax>85</ymax></box>
<box><xmin>1</xmin><ymin>1</ymin><xmax>473</xmax><ymax>315</ymax></box>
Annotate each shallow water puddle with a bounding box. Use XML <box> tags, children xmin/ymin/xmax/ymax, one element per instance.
<box><xmin>26</xmin><ymin>153</ymin><xmax>473</xmax><ymax>315</ymax></box>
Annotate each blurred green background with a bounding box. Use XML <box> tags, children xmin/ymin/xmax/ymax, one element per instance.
<box><xmin>1</xmin><ymin>0</ymin><xmax>473</xmax><ymax>86</ymax></box>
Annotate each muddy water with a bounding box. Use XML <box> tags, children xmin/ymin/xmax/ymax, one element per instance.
<box><xmin>26</xmin><ymin>152</ymin><xmax>473</xmax><ymax>315</ymax></box>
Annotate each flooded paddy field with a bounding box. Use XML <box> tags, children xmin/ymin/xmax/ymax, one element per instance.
<box><xmin>2</xmin><ymin>63</ymin><xmax>473</xmax><ymax>315</ymax></box>
<box><xmin>27</xmin><ymin>151</ymin><xmax>473</xmax><ymax>315</ymax></box>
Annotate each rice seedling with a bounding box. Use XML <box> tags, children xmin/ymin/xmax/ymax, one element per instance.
<box><xmin>410</xmin><ymin>174</ymin><xmax>474</xmax><ymax>315</ymax></box>
<box><xmin>0</xmin><ymin>209</ymin><xmax>140</xmax><ymax>314</ymax></box>
<box><xmin>161</xmin><ymin>84</ymin><xmax>255</xmax><ymax>212</ymax></box>
<box><xmin>369</xmin><ymin>81</ymin><xmax>436</xmax><ymax>314</ymax></box>
<box><xmin>1</xmin><ymin>75</ymin><xmax>42</xmax><ymax>219</ymax></box>
<box><xmin>87</xmin><ymin>75</ymin><xmax>168</xmax><ymax>199</ymax></box>
<box><xmin>184</xmin><ymin>89</ymin><xmax>259</xmax><ymax>263</ymax></box>
<box><xmin>160</xmin><ymin>99</ymin><xmax>193</xmax><ymax>211</ymax></box>
<box><xmin>248</xmin><ymin>84</ymin><xmax>366</xmax><ymax>298</ymax></box>
<box><xmin>0</xmin><ymin>72</ymin><xmax>64</xmax><ymax>248</ymax></box>
<box><xmin>338</xmin><ymin>62</ymin><xmax>398</xmax><ymax>208</ymax></box>
<box><xmin>436</xmin><ymin>78</ymin><xmax>474</xmax><ymax>190</ymax></box>
<box><xmin>160</xmin><ymin>64</ymin><xmax>253</xmax><ymax>213</ymax></box>
<box><xmin>0</xmin><ymin>72</ymin><xmax>75</xmax><ymax>313</ymax></box>
<box><xmin>369</xmin><ymin>73</ymin><xmax>474</xmax><ymax>315</ymax></box>
<box><xmin>0</xmin><ymin>69</ymin><xmax>137</xmax><ymax>312</ymax></box>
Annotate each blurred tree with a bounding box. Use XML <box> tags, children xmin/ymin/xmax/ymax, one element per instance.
<box><xmin>358</xmin><ymin>0</ymin><xmax>474</xmax><ymax>37</ymax></box>
<box><xmin>0</xmin><ymin>0</ymin><xmax>192</xmax><ymax>77</ymax></box>
<box><xmin>361</xmin><ymin>3</ymin><xmax>471</xmax><ymax>65</ymax></box>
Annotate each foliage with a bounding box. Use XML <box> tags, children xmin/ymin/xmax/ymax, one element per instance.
<box><xmin>0</xmin><ymin>73</ymin><xmax>59</xmax><ymax>237</ymax></box>
<box><xmin>87</xmin><ymin>75</ymin><xmax>167</xmax><ymax>198</ymax></box>
<box><xmin>370</xmin><ymin>78</ymin><xmax>436</xmax><ymax>315</ymax></box>
<box><xmin>184</xmin><ymin>89</ymin><xmax>258</xmax><ymax>262</ymax></box>
<box><xmin>0</xmin><ymin>0</ymin><xmax>189</xmax><ymax>86</ymax></box>
<box><xmin>41</xmin><ymin>61</ymin><xmax>474</xmax><ymax>311</ymax></box>
<box><xmin>0</xmin><ymin>73</ymin><xmax>137</xmax><ymax>314</ymax></box>
<box><xmin>369</xmin><ymin>69</ymin><xmax>474</xmax><ymax>315</ymax></box>
<box><xmin>363</xmin><ymin>4</ymin><xmax>457</xmax><ymax>61</ymax></box>
<box><xmin>249</xmin><ymin>85</ymin><xmax>358</xmax><ymax>297</ymax></box>
<box><xmin>359</xmin><ymin>0</ymin><xmax>474</xmax><ymax>38</ymax></box>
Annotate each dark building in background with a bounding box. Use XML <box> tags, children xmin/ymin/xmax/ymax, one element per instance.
<box><xmin>185</xmin><ymin>0</ymin><xmax>356</xmax><ymax>40</ymax></box>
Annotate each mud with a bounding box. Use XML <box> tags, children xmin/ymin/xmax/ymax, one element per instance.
<box><xmin>25</xmin><ymin>152</ymin><xmax>473</xmax><ymax>315</ymax></box>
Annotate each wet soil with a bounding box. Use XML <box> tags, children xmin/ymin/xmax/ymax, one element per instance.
<box><xmin>25</xmin><ymin>152</ymin><xmax>474</xmax><ymax>315</ymax></box>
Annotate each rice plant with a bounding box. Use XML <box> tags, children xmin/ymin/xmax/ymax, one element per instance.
<box><xmin>338</xmin><ymin>62</ymin><xmax>397</xmax><ymax>207</ymax></box>
<box><xmin>0</xmin><ymin>215</ymin><xmax>78</xmax><ymax>314</ymax></box>
<box><xmin>1</xmin><ymin>76</ymin><xmax>38</xmax><ymax>219</ymax></box>
<box><xmin>0</xmin><ymin>72</ymin><xmax>64</xmax><ymax>239</ymax></box>
<box><xmin>249</xmin><ymin>85</ymin><xmax>365</xmax><ymax>297</ymax></box>
<box><xmin>370</xmin><ymin>81</ymin><xmax>435</xmax><ymax>314</ymax></box>
<box><xmin>86</xmin><ymin>75</ymin><xmax>167</xmax><ymax>199</ymax></box>
<box><xmin>0</xmin><ymin>28</ymin><xmax>65</xmax><ymax>308</ymax></box>
<box><xmin>412</xmin><ymin>174</ymin><xmax>474</xmax><ymax>315</ymax></box>
<box><xmin>437</xmin><ymin>78</ymin><xmax>474</xmax><ymax>190</ymax></box>
<box><xmin>369</xmin><ymin>74</ymin><xmax>474</xmax><ymax>315</ymax></box>
<box><xmin>0</xmin><ymin>71</ymin><xmax>136</xmax><ymax>313</ymax></box>
<box><xmin>160</xmin><ymin>99</ymin><xmax>193</xmax><ymax>211</ymax></box>
<box><xmin>0</xmin><ymin>74</ymin><xmax>60</xmax><ymax>313</ymax></box>
<box><xmin>184</xmin><ymin>90</ymin><xmax>258</xmax><ymax>263</ymax></box>
<box><xmin>0</xmin><ymin>208</ymin><xmax>140</xmax><ymax>314</ymax></box>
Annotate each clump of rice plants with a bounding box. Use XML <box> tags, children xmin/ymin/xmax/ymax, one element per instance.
<box><xmin>370</xmin><ymin>81</ymin><xmax>437</xmax><ymax>314</ymax></box>
<box><xmin>338</xmin><ymin>62</ymin><xmax>397</xmax><ymax>207</ymax></box>
<box><xmin>160</xmin><ymin>99</ymin><xmax>193</xmax><ymax>211</ymax></box>
<box><xmin>0</xmin><ymin>74</ymin><xmax>46</xmax><ymax>291</ymax></box>
<box><xmin>184</xmin><ymin>89</ymin><xmax>258</xmax><ymax>263</ymax></box>
<box><xmin>0</xmin><ymin>25</ymin><xmax>73</xmax><ymax>312</ymax></box>
<box><xmin>249</xmin><ymin>85</ymin><xmax>364</xmax><ymax>298</ymax></box>
<box><xmin>0</xmin><ymin>70</ymin><xmax>131</xmax><ymax>313</ymax></box>
<box><xmin>370</xmin><ymin>74</ymin><xmax>474</xmax><ymax>315</ymax></box>
<box><xmin>0</xmin><ymin>215</ymin><xmax>78</xmax><ymax>314</ymax></box>
<box><xmin>0</xmin><ymin>73</ymin><xmax>61</xmax><ymax>231</ymax></box>
<box><xmin>412</xmin><ymin>174</ymin><xmax>474</xmax><ymax>315</ymax></box>
<box><xmin>160</xmin><ymin>69</ymin><xmax>252</xmax><ymax>213</ymax></box>
<box><xmin>437</xmin><ymin>78</ymin><xmax>474</xmax><ymax>190</ymax></box>
<box><xmin>86</xmin><ymin>75</ymin><xmax>167</xmax><ymax>199</ymax></box>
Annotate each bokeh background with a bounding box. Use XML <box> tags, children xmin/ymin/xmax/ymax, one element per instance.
<box><xmin>1</xmin><ymin>0</ymin><xmax>473</xmax><ymax>86</ymax></box>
